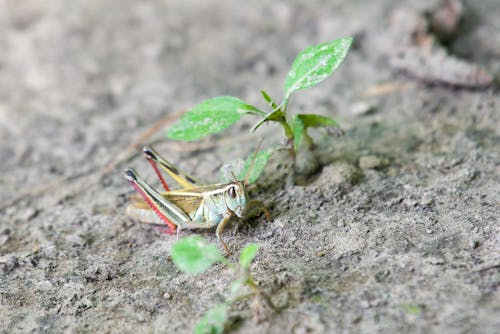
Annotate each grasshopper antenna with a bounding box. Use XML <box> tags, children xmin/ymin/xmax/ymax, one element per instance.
<box><xmin>243</xmin><ymin>138</ymin><xmax>264</xmax><ymax>186</ymax></box>
<box><xmin>230</xmin><ymin>170</ymin><xmax>238</xmax><ymax>182</ymax></box>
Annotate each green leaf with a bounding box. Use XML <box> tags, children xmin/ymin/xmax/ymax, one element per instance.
<box><xmin>194</xmin><ymin>303</ymin><xmax>228</xmax><ymax>334</ymax></box>
<box><xmin>237</xmin><ymin>149</ymin><xmax>273</xmax><ymax>184</ymax></box>
<box><xmin>284</xmin><ymin>37</ymin><xmax>353</xmax><ymax>101</ymax></box>
<box><xmin>167</xmin><ymin>96</ymin><xmax>265</xmax><ymax>141</ymax></box>
<box><xmin>403</xmin><ymin>304</ymin><xmax>422</xmax><ymax>316</ymax></box>
<box><xmin>171</xmin><ymin>236</ymin><xmax>223</xmax><ymax>274</ymax></box>
<box><xmin>239</xmin><ymin>243</ymin><xmax>259</xmax><ymax>269</ymax></box>
<box><xmin>230</xmin><ymin>278</ymin><xmax>244</xmax><ymax>296</ymax></box>
<box><xmin>260</xmin><ymin>90</ymin><xmax>279</xmax><ymax>110</ymax></box>
<box><xmin>292</xmin><ymin>114</ymin><xmax>341</xmax><ymax>150</ymax></box>
<box><xmin>296</xmin><ymin>114</ymin><xmax>341</xmax><ymax>129</ymax></box>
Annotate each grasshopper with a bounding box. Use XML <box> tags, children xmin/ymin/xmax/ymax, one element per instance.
<box><xmin>124</xmin><ymin>145</ymin><xmax>271</xmax><ymax>255</ymax></box>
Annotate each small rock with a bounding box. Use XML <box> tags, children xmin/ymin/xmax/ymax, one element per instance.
<box><xmin>21</xmin><ymin>207</ymin><xmax>39</xmax><ymax>221</ymax></box>
<box><xmin>360</xmin><ymin>299</ymin><xmax>371</xmax><ymax>309</ymax></box>
<box><xmin>163</xmin><ymin>292</ymin><xmax>172</xmax><ymax>300</ymax></box>
<box><xmin>359</xmin><ymin>155</ymin><xmax>386</xmax><ymax>170</ymax></box>
<box><xmin>429</xmin><ymin>0</ymin><xmax>463</xmax><ymax>40</ymax></box>
<box><xmin>469</xmin><ymin>240</ymin><xmax>480</xmax><ymax>249</ymax></box>
<box><xmin>428</xmin><ymin>256</ymin><xmax>444</xmax><ymax>265</ymax></box>
<box><xmin>66</xmin><ymin>234</ymin><xmax>85</xmax><ymax>247</ymax></box>
<box><xmin>77</xmin><ymin>297</ymin><xmax>93</xmax><ymax>311</ymax></box>
<box><xmin>1</xmin><ymin>256</ymin><xmax>19</xmax><ymax>274</ymax></box>
<box><xmin>84</xmin><ymin>265</ymin><xmax>116</xmax><ymax>282</ymax></box>
<box><xmin>0</xmin><ymin>235</ymin><xmax>9</xmax><ymax>247</ymax></box>
<box><xmin>350</xmin><ymin>101</ymin><xmax>376</xmax><ymax>116</ymax></box>
<box><xmin>314</xmin><ymin>162</ymin><xmax>363</xmax><ymax>192</ymax></box>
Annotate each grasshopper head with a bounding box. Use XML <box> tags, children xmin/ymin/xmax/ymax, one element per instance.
<box><xmin>224</xmin><ymin>139</ymin><xmax>263</xmax><ymax>217</ymax></box>
<box><xmin>224</xmin><ymin>181</ymin><xmax>248</xmax><ymax>218</ymax></box>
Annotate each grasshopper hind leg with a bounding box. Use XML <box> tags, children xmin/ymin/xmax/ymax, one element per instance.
<box><xmin>124</xmin><ymin>168</ymin><xmax>190</xmax><ymax>234</ymax></box>
<box><xmin>143</xmin><ymin>146</ymin><xmax>202</xmax><ymax>189</ymax></box>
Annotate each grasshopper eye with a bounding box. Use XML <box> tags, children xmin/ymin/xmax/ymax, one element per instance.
<box><xmin>228</xmin><ymin>186</ymin><xmax>237</xmax><ymax>199</ymax></box>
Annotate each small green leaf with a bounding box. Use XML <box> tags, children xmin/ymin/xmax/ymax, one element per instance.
<box><xmin>292</xmin><ymin>115</ymin><xmax>305</xmax><ymax>150</ymax></box>
<box><xmin>284</xmin><ymin>37</ymin><xmax>353</xmax><ymax>100</ymax></box>
<box><xmin>237</xmin><ymin>149</ymin><xmax>273</xmax><ymax>184</ymax></box>
<box><xmin>230</xmin><ymin>278</ymin><xmax>245</xmax><ymax>296</ymax></box>
<box><xmin>260</xmin><ymin>90</ymin><xmax>279</xmax><ymax>110</ymax></box>
<box><xmin>239</xmin><ymin>243</ymin><xmax>259</xmax><ymax>269</ymax></box>
<box><xmin>252</xmin><ymin>91</ymin><xmax>287</xmax><ymax>133</ymax></box>
<box><xmin>296</xmin><ymin>114</ymin><xmax>341</xmax><ymax>129</ymax></box>
<box><xmin>171</xmin><ymin>236</ymin><xmax>223</xmax><ymax>274</ymax></box>
<box><xmin>292</xmin><ymin>114</ymin><xmax>340</xmax><ymax>150</ymax></box>
<box><xmin>194</xmin><ymin>303</ymin><xmax>228</xmax><ymax>334</ymax></box>
<box><xmin>251</xmin><ymin>108</ymin><xmax>286</xmax><ymax>133</ymax></box>
<box><xmin>403</xmin><ymin>304</ymin><xmax>422</xmax><ymax>316</ymax></box>
<box><xmin>167</xmin><ymin>96</ymin><xmax>265</xmax><ymax>141</ymax></box>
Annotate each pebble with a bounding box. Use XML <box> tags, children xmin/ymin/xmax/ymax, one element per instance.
<box><xmin>359</xmin><ymin>155</ymin><xmax>385</xmax><ymax>170</ymax></box>
<box><xmin>469</xmin><ymin>240</ymin><xmax>479</xmax><ymax>249</ymax></box>
<box><xmin>0</xmin><ymin>235</ymin><xmax>9</xmax><ymax>247</ymax></box>
<box><xmin>313</xmin><ymin>162</ymin><xmax>362</xmax><ymax>191</ymax></box>
<box><xmin>350</xmin><ymin>101</ymin><xmax>376</xmax><ymax>116</ymax></box>
<box><xmin>1</xmin><ymin>256</ymin><xmax>19</xmax><ymax>274</ymax></box>
<box><xmin>21</xmin><ymin>207</ymin><xmax>39</xmax><ymax>221</ymax></box>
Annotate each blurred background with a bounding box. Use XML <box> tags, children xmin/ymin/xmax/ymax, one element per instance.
<box><xmin>0</xmin><ymin>0</ymin><xmax>498</xmax><ymax>332</ymax></box>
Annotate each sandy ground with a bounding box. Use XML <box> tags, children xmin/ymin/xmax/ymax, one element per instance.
<box><xmin>1</xmin><ymin>0</ymin><xmax>499</xmax><ymax>333</ymax></box>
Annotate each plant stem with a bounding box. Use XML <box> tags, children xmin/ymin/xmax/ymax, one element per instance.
<box><xmin>279</xmin><ymin>120</ymin><xmax>294</xmax><ymax>140</ymax></box>
<box><xmin>246</xmin><ymin>277</ymin><xmax>276</xmax><ymax>311</ymax></box>
<box><xmin>260</xmin><ymin>91</ymin><xmax>297</xmax><ymax>179</ymax></box>
<box><xmin>227</xmin><ymin>293</ymin><xmax>254</xmax><ymax>305</ymax></box>
<box><xmin>221</xmin><ymin>257</ymin><xmax>236</xmax><ymax>270</ymax></box>
<box><xmin>281</xmin><ymin>104</ymin><xmax>297</xmax><ymax>169</ymax></box>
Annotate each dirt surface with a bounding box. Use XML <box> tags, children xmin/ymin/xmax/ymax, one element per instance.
<box><xmin>1</xmin><ymin>0</ymin><xmax>499</xmax><ymax>333</ymax></box>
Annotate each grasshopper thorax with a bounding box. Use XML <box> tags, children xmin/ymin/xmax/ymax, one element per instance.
<box><xmin>223</xmin><ymin>181</ymin><xmax>248</xmax><ymax>218</ymax></box>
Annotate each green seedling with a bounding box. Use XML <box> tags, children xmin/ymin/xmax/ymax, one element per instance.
<box><xmin>167</xmin><ymin>37</ymin><xmax>353</xmax><ymax>182</ymax></box>
<box><xmin>171</xmin><ymin>236</ymin><xmax>274</xmax><ymax>334</ymax></box>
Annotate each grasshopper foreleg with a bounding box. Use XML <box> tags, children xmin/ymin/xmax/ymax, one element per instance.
<box><xmin>245</xmin><ymin>200</ymin><xmax>272</xmax><ymax>222</ymax></box>
<box><xmin>216</xmin><ymin>213</ymin><xmax>233</xmax><ymax>256</ymax></box>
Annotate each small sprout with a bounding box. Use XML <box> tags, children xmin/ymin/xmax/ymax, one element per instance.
<box><xmin>239</xmin><ymin>243</ymin><xmax>259</xmax><ymax>270</ymax></box>
<box><xmin>194</xmin><ymin>303</ymin><xmax>228</xmax><ymax>334</ymax></box>
<box><xmin>171</xmin><ymin>236</ymin><xmax>224</xmax><ymax>274</ymax></box>
<box><xmin>403</xmin><ymin>303</ymin><xmax>422</xmax><ymax>316</ymax></box>
<box><xmin>171</xmin><ymin>238</ymin><xmax>271</xmax><ymax>332</ymax></box>
<box><xmin>167</xmin><ymin>37</ymin><xmax>353</xmax><ymax>184</ymax></box>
